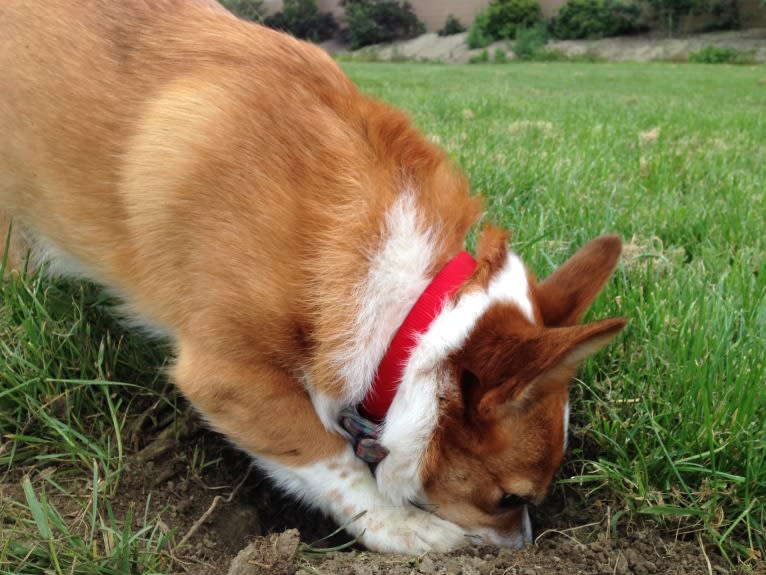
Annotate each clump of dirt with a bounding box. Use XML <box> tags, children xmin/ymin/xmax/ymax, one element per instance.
<box><xmin>109</xmin><ymin>415</ymin><xmax>756</xmax><ymax>575</ymax></box>
<box><xmin>227</xmin><ymin>529</ymin><xmax>301</xmax><ymax>575</ymax></box>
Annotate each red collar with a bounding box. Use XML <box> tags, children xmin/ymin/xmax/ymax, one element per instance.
<box><xmin>359</xmin><ymin>251</ymin><xmax>477</xmax><ymax>423</ymax></box>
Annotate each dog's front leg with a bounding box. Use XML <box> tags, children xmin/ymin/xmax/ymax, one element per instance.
<box><xmin>173</xmin><ymin>342</ymin><xmax>469</xmax><ymax>554</ymax></box>
<box><xmin>258</xmin><ymin>446</ymin><xmax>471</xmax><ymax>553</ymax></box>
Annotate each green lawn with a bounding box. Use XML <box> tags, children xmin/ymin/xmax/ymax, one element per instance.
<box><xmin>2</xmin><ymin>62</ymin><xmax>765</xmax><ymax>571</ymax></box>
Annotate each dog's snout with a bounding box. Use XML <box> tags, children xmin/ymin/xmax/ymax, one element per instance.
<box><xmin>465</xmin><ymin>504</ymin><xmax>534</xmax><ymax>549</ymax></box>
<box><xmin>522</xmin><ymin>504</ymin><xmax>533</xmax><ymax>545</ymax></box>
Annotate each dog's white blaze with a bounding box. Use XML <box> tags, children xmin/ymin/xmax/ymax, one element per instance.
<box><xmin>488</xmin><ymin>253</ymin><xmax>535</xmax><ymax>324</ymax></box>
<box><xmin>332</xmin><ymin>192</ymin><xmax>433</xmax><ymax>407</ymax></box>
<box><xmin>563</xmin><ymin>398</ymin><xmax>570</xmax><ymax>451</ymax></box>
<box><xmin>376</xmin><ymin>251</ymin><xmax>535</xmax><ymax>505</ymax></box>
<box><xmin>376</xmin><ymin>287</ymin><xmax>493</xmax><ymax>504</ymax></box>
<box><xmin>376</xmin><ymin>250</ymin><xmax>534</xmax><ymax>504</ymax></box>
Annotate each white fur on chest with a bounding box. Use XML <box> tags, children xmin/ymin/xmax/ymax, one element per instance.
<box><xmin>317</xmin><ymin>192</ymin><xmax>434</xmax><ymax>424</ymax></box>
<box><xmin>314</xmin><ymin>191</ymin><xmax>535</xmax><ymax>507</ymax></box>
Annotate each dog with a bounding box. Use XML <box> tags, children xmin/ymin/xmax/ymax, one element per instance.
<box><xmin>0</xmin><ymin>0</ymin><xmax>625</xmax><ymax>553</ymax></box>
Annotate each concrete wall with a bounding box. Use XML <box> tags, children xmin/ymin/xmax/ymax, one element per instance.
<box><xmin>405</xmin><ymin>0</ymin><xmax>491</xmax><ymax>31</ymax></box>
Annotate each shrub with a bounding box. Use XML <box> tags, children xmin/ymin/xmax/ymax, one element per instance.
<box><xmin>699</xmin><ymin>0</ymin><xmax>741</xmax><ymax>32</ymax></box>
<box><xmin>688</xmin><ymin>44</ymin><xmax>753</xmax><ymax>63</ymax></box>
<box><xmin>341</xmin><ymin>0</ymin><xmax>425</xmax><ymax>49</ymax></box>
<box><xmin>607</xmin><ymin>0</ymin><xmax>646</xmax><ymax>35</ymax></box>
<box><xmin>468</xmin><ymin>48</ymin><xmax>491</xmax><ymax>64</ymax></box>
<box><xmin>264</xmin><ymin>0</ymin><xmax>338</xmax><ymax>42</ymax></box>
<box><xmin>220</xmin><ymin>0</ymin><xmax>263</xmax><ymax>21</ymax></box>
<box><xmin>483</xmin><ymin>0</ymin><xmax>543</xmax><ymax>40</ymax></box>
<box><xmin>513</xmin><ymin>24</ymin><xmax>549</xmax><ymax>59</ymax></box>
<box><xmin>644</xmin><ymin>0</ymin><xmax>697</xmax><ymax>32</ymax></box>
<box><xmin>438</xmin><ymin>14</ymin><xmax>467</xmax><ymax>36</ymax></box>
<box><xmin>467</xmin><ymin>12</ymin><xmax>495</xmax><ymax>48</ymax></box>
<box><xmin>550</xmin><ymin>0</ymin><xmax>644</xmax><ymax>39</ymax></box>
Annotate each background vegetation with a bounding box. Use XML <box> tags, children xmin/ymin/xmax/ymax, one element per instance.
<box><xmin>222</xmin><ymin>0</ymin><xmax>758</xmax><ymax>49</ymax></box>
<box><xmin>2</xmin><ymin>62</ymin><xmax>765</xmax><ymax>572</ymax></box>
<box><xmin>340</xmin><ymin>0</ymin><xmax>424</xmax><ymax>49</ymax></box>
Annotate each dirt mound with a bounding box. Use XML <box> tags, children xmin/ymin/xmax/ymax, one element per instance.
<box><xmin>111</xmin><ymin>421</ymin><xmax>754</xmax><ymax>575</ymax></box>
<box><xmin>322</xmin><ymin>29</ymin><xmax>766</xmax><ymax>63</ymax></box>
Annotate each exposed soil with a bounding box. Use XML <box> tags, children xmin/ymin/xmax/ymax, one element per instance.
<box><xmin>320</xmin><ymin>28</ymin><xmax>766</xmax><ymax>63</ymax></box>
<box><xmin>86</xmin><ymin>409</ymin><xmax>756</xmax><ymax>575</ymax></box>
<box><xmin>7</xmin><ymin>403</ymin><xmax>754</xmax><ymax>574</ymax></box>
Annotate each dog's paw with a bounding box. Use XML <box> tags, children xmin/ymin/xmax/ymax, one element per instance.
<box><xmin>352</xmin><ymin>506</ymin><xmax>469</xmax><ymax>554</ymax></box>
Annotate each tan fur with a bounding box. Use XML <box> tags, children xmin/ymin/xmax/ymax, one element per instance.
<box><xmin>0</xmin><ymin>0</ymin><xmax>479</xmax><ymax>469</ymax></box>
<box><xmin>1</xmin><ymin>0</ymin><xmax>624</xmax><ymax>549</ymax></box>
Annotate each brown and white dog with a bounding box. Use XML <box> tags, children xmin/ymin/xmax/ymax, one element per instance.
<box><xmin>0</xmin><ymin>0</ymin><xmax>625</xmax><ymax>553</ymax></box>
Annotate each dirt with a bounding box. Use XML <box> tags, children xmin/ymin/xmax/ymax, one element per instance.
<box><xmin>91</xmin><ymin>409</ymin><xmax>756</xmax><ymax>575</ymax></box>
<box><xmin>320</xmin><ymin>28</ymin><xmax>766</xmax><ymax>63</ymax></box>
<box><xmin>7</xmin><ymin>403</ymin><xmax>753</xmax><ymax>574</ymax></box>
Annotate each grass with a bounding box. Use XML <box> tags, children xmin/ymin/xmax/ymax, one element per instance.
<box><xmin>2</xmin><ymin>62</ymin><xmax>765</xmax><ymax>571</ymax></box>
<box><xmin>0</xmin><ymin>268</ymin><xmax>174</xmax><ymax>572</ymax></box>
<box><xmin>342</xmin><ymin>61</ymin><xmax>765</xmax><ymax>565</ymax></box>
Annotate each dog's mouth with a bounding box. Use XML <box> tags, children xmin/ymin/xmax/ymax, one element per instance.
<box><xmin>465</xmin><ymin>505</ymin><xmax>534</xmax><ymax>548</ymax></box>
<box><xmin>407</xmin><ymin>496</ymin><xmax>535</xmax><ymax>548</ymax></box>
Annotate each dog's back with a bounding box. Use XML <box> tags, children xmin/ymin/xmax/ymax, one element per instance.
<box><xmin>0</xmin><ymin>0</ymin><xmax>476</xmax><ymax>336</ymax></box>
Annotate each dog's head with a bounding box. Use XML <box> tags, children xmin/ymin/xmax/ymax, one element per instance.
<box><xmin>376</xmin><ymin>228</ymin><xmax>625</xmax><ymax>547</ymax></box>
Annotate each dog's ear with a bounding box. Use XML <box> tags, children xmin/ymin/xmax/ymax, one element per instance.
<box><xmin>535</xmin><ymin>235</ymin><xmax>622</xmax><ymax>327</ymax></box>
<box><xmin>472</xmin><ymin>317</ymin><xmax>626</xmax><ymax>420</ymax></box>
<box><xmin>476</xmin><ymin>225</ymin><xmax>509</xmax><ymax>266</ymax></box>
<box><xmin>470</xmin><ymin>225</ymin><xmax>511</xmax><ymax>287</ymax></box>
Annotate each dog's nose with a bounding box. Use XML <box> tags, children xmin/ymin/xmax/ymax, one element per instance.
<box><xmin>522</xmin><ymin>504</ymin><xmax>533</xmax><ymax>545</ymax></box>
<box><xmin>465</xmin><ymin>505</ymin><xmax>535</xmax><ymax>548</ymax></box>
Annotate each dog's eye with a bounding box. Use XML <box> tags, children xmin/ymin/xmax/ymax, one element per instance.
<box><xmin>498</xmin><ymin>493</ymin><xmax>528</xmax><ymax>511</ymax></box>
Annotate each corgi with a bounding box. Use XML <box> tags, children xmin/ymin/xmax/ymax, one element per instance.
<box><xmin>0</xmin><ymin>0</ymin><xmax>626</xmax><ymax>553</ymax></box>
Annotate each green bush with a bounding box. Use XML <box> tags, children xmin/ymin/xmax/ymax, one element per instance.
<box><xmin>483</xmin><ymin>0</ymin><xmax>543</xmax><ymax>40</ymax></box>
<box><xmin>699</xmin><ymin>0</ymin><xmax>741</xmax><ymax>32</ymax></box>
<box><xmin>513</xmin><ymin>24</ymin><xmax>549</xmax><ymax>59</ymax></box>
<box><xmin>550</xmin><ymin>0</ymin><xmax>644</xmax><ymax>39</ymax></box>
<box><xmin>438</xmin><ymin>14</ymin><xmax>467</xmax><ymax>36</ymax></box>
<box><xmin>220</xmin><ymin>0</ymin><xmax>263</xmax><ymax>21</ymax></box>
<box><xmin>688</xmin><ymin>44</ymin><xmax>753</xmax><ymax>63</ymax></box>
<box><xmin>607</xmin><ymin>0</ymin><xmax>646</xmax><ymax>35</ymax></box>
<box><xmin>468</xmin><ymin>48</ymin><xmax>491</xmax><ymax>63</ymax></box>
<box><xmin>341</xmin><ymin>0</ymin><xmax>425</xmax><ymax>49</ymax></box>
<box><xmin>467</xmin><ymin>12</ymin><xmax>495</xmax><ymax>48</ymax></box>
<box><xmin>263</xmin><ymin>0</ymin><xmax>338</xmax><ymax>42</ymax></box>
<box><xmin>644</xmin><ymin>0</ymin><xmax>696</xmax><ymax>32</ymax></box>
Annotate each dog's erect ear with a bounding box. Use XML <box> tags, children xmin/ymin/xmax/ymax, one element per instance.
<box><xmin>469</xmin><ymin>225</ymin><xmax>512</xmax><ymax>289</ymax></box>
<box><xmin>476</xmin><ymin>225</ymin><xmax>509</xmax><ymax>266</ymax></box>
<box><xmin>535</xmin><ymin>235</ymin><xmax>622</xmax><ymax>327</ymax></box>
<box><xmin>473</xmin><ymin>317</ymin><xmax>626</xmax><ymax>420</ymax></box>
<box><xmin>470</xmin><ymin>225</ymin><xmax>510</xmax><ymax>286</ymax></box>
